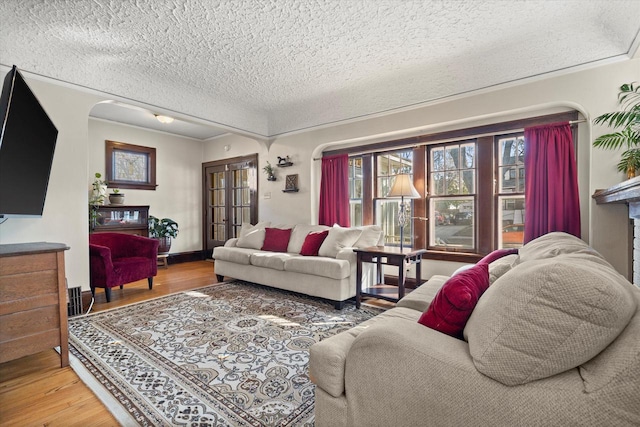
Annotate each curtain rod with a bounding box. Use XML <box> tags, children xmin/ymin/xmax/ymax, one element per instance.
<box><xmin>313</xmin><ymin>118</ymin><xmax>588</xmax><ymax>160</ymax></box>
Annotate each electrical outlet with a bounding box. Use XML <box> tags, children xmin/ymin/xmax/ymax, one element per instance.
<box><xmin>264</xmin><ymin>192</ymin><xmax>271</xmax><ymax>199</ymax></box>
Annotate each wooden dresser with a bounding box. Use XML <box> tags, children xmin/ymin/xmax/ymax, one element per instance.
<box><xmin>0</xmin><ymin>242</ymin><xmax>70</xmax><ymax>367</ymax></box>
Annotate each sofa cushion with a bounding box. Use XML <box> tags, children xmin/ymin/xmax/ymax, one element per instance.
<box><xmin>396</xmin><ymin>275</ymin><xmax>449</xmax><ymax>312</ymax></box>
<box><xmin>249</xmin><ymin>252</ymin><xmax>291</xmax><ymax>271</ymax></box>
<box><xmin>236</xmin><ymin>222</ymin><xmax>270</xmax><ymax>249</ymax></box>
<box><xmin>300</xmin><ymin>230</ymin><xmax>330</xmax><ymax>256</ymax></box>
<box><xmin>318</xmin><ymin>227</ymin><xmax>362</xmax><ymax>258</ymax></box>
<box><xmin>287</xmin><ymin>224</ymin><xmax>330</xmax><ymax>253</ymax></box>
<box><xmin>465</xmin><ymin>257</ymin><xmax>637</xmax><ymax>386</ymax></box>
<box><xmin>517</xmin><ymin>231</ymin><xmax>594</xmax><ymax>262</ymax></box>
<box><xmin>488</xmin><ymin>254</ymin><xmax>518</xmax><ymax>285</ymax></box>
<box><xmin>212</xmin><ymin>247</ymin><xmax>255</xmax><ymax>265</ymax></box>
<box><xmin>284</xmin><ymin>257</ymin><xmax>350</xmax><ymax>280</ymax></box>
<box><xmin>579</xmin><ymin>291</ymin><xmax>640</xmax><ymax>396</ymax></box>
<box><xmin>418</xmin><ymin>263</ymin><xmax>489</xmax><ymax>339</ymax></box>
<box><xmin>261</xmin><ymin>227</ymin><xmax>292</xmax><ymax>252</ymax></box>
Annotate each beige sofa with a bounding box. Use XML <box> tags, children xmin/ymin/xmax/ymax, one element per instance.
<box><xmin>309</xmin><ymin>232</ymin><xmax>640</xmax><ymax>426</ymax></box>
<box><xmin>213</xmin><ymin>222</ymin><xmax>383</xmax><ymax>309</ymax></box>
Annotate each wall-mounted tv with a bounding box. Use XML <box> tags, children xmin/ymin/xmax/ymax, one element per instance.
<box><xmin>0</xmin><ymin>65</ymin><xmax>58</xmax><ymax>219</ymax></box>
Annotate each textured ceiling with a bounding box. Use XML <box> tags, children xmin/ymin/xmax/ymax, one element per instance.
<box><xmin>1</xmin><ymin>0</ymin><xmax>639</xmax><ymax>139</ymax></box>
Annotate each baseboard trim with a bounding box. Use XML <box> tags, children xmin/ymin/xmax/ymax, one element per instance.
<box><xmin>166</xmin><ymin>250</ymin><xmax>207</xmax><ymax>265</ymax></box>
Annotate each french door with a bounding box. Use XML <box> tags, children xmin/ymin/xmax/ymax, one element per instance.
<box><xmin>203</xmin><ymin>154</ymin><xmax>258</xmax><ymax>257</ymax></box>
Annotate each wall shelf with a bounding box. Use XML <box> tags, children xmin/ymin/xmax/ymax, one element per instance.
<box><xmin>282</xmin><ymin>189</ymin><xmax>299</xmax><ymax>193</ymax></box>
<box><xmin>277</xmin><ymin>162</ymin><xmax>294</xmax><ymax>167</ymax></box>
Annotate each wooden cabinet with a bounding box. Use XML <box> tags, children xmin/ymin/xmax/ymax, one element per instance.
<box><xmin>90</xmin><ymin>204</ymin><xmax>149</xmax><ymax>236</ymax></box>
<box><xmin>0</xmin><ymin>242</ymin><xmax>69</xmax><ymax>367</ymax></box>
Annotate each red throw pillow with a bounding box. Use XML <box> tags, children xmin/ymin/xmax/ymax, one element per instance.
<box><xmin>478</xmin><ymin>248</ymin><xmax>518</xmax><ymax>265</ymax></box>
<box><xmin>300</xmin><ymin>230</ymin><xmax>330</xmax><ymax>256</ymax></box>
<box><xmin>261</xmin><ymin>228</ymin><xmax>292</xmax><ymax>252</ymax></box>
<box><xmin>418</xmin><ymin>263</ymin><xmax>489</xmax><ymax>339</ymax></box>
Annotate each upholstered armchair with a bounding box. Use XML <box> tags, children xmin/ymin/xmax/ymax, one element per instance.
<box><xmin>89</xmin><ymin>233</ymin><xmax>159</xmax><ymax>302</ymax></box>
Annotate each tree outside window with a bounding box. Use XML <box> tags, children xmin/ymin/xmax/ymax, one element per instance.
<box><xmin>429</xmin><ymin>141</ymin><xmax>476</xmax><ymax>251</ymax></box>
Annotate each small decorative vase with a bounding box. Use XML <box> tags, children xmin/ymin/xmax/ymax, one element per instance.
<box><xmin>267</xmin><ymin>174</ymin><xmax>276</xmax><ymax>181</ymax></box>
<box><xmin>157</xmin><ymin>237</ymin><xmax>172</xmax><ymax>254</ymax></box>
<box><xmin>109</xmin><ymin>194</ymin><xmax>125</xmax><ymax>204</ymax></box>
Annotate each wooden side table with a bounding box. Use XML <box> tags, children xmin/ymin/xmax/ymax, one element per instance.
<box><xmin>354</xmin><ymin>246</ymin><xmax>427</xmax><ymax>309</ymax></box>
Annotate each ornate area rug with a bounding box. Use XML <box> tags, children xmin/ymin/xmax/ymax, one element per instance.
<box><xmin>68</xmin><ymin>281</ymin><xmax>380</xmax><ymax>426</ymax></box>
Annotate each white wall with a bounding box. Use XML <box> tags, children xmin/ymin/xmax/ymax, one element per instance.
<box><xmin>2</xmin><ymin>59</ymin><xmax>638</xmax><ymax>290</ymax></box>
<box><xmin>88</xmin><ymin>118</ymin><xmax>204</xmax><ymax>254</ymax></box>
<box><xmin>205</xmin><ymin>58</ymin><xmax>640</xmax><ymax>279</ymax></box>
<box><xmin>0</xmin><ymin>74</ymin><xmax>103</xmax><ymax>289</ymax></box>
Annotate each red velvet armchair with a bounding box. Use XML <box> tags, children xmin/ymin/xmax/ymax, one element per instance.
<box><xmin>89</xmin><ymin>233</ymin><xmax>159</xmax><ymax>302</ymax></box>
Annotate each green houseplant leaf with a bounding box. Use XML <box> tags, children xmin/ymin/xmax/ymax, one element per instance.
<box><xmin>148</xmin><ymin>215</ymin><xmax>179</xmax><ymax>238</ymax></box>
<box><xmin>592</xmin><ymin>82</ymin><xmax>640</xmax><ymax>176</ymax></box>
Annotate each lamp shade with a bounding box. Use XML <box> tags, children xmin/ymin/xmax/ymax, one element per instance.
<box><xmin>387</xmin><ymin>174</ymin><xmax>420</xmax><ymax>198</ymax></box>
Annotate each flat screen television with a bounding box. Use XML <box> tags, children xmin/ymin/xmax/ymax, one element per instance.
<box><xmin>0</xmin><ymin>65</ymin><xmax>58</xmax><ymax>219</ymax></box>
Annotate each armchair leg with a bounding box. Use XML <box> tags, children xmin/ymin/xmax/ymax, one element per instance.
<box><xmin>105</xmin><ymin>287</ymin><xmax>112</xmax><ymax>303</ymax></box>
<box><xmin>90</xmin><ymin>286</ymin><xmax>95</xmax><ymax>298</ymax></box>
<box><xmin>148</xmin><ymin>277</ymin><xmax>153</xmax><ymax>290</ymax></box>
<box><xmin>216</xmin><ymin>274</ymin><xmax>224</xmax><ymax>282</ymax></box>
<box><xmin>120</xmin><ymin>285</ymin><xmax>123</xmax><ymax>289</ymax></box>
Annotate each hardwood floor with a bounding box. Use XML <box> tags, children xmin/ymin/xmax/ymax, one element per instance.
<box><xmin>0</xmin><ymin>260</ymin><xmax>218</xmax><ymax>427</ymax></box>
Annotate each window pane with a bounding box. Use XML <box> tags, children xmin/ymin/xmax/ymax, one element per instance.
<box><xmin>431</xmin><ymin>147</ymin><xmax>444</xmax><ymax>172</ymax></box>
<box><xmin>432</xmin><ymin>172</ymin><xmax>445</xmax><ymax>195</ymax></box>
<box><xmin>376</xmin><ymin>199</ymin><xmax>413</xmax><ymax>248</ymax></box>
<box><xmin>350</xmin><ymin>201</ymin><xmax>363</xmax><ymax>227</ymax></box>
<box><xmin>498</xmin><ymin>196</ymin><xmax>525</xmax><ymax>248</ymax></box>
<box><xmin>498</xmin><ymin>135</ymin><xmax>525</xmax><ymax>194</ymax></box>
<box><xmin>429</xmin><ymin>197</ymin><xmax>475</xmax><ymax>250</ymax></box>
<box><xmin>376</xmin><ymin>150</ymin><xmax>413</xmax><ymax>197</ymax></box>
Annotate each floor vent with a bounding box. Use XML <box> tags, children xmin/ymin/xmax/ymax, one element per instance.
<box><xmin>67</xmin><ymin>286</ymin><xmax>83</xmax><ymax>317</ymax></box>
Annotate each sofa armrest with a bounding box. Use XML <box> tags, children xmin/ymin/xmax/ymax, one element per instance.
<box><xmin>341</xmin><ymin>320</ymin><xmax>586</xmax><ymax>426</ymax></box>
<box><xmin>336</xmin><ymin>247</ymin><xmax>356</xmax><ymax>263</ymax></box>
<box><xmin>89</xmin><ymin>243</ymin><xmax>115</xmax><ymax>286</ymax></box>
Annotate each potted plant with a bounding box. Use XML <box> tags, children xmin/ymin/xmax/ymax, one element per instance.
<box><xmin>593</xmin><ymin>82</ymin><xmax>640</xmax><ymax>179</ymax></box>
<box><xmin>109</xmin><ymin>188</ymin><xmax>125</xmax><ymax>204</ymax></box>
<box><xmin>89</xmin><ymin>172</ymin><xmax>108</xmax><ymax>205</ymax></box>
<box><xmin>263</xmin><ymin>161</ymin><xmax>276</xmax><ymax>181</ymax></box>
<box><xmin>89</xmin><ymin>173</ymin><xmax>108</xmax><ymax>229</ymax></box>
<box><xmin>148</xmin><ymin>216</ymin><xmax>179</xmax><ymax>254</ymax></box>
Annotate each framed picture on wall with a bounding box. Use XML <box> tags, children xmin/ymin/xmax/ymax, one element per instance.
<box><xmin>283</xmin><ymin>174</ymin><xmax>299</xmax><ymax>192</ymax></box>
<box><xmin>106</xmin><ymin>140</ymin><xmax>157</xmax><ymax>190</ymax></box>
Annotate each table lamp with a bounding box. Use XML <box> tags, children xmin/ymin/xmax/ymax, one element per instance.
<box><xmin>387</xmin><ymin>174</ymin><xmax>420</xmax><ymax>251</ymax></box>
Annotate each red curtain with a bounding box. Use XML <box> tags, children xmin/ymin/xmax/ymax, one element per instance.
<box><xmin>318</xmin><ymin>153</ymin><xmax>350</xmax><ymax>227</ymax></box>
<box><xmin>524</xmin><ymin>122</ymin><xmax>581</xmax><ymax>243</ymax></box>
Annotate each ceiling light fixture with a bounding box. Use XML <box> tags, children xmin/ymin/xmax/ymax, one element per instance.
<box><xmin>155</xmin><ymin>114</ymin><xmax>174</xmax><ymax>124</ymax></box>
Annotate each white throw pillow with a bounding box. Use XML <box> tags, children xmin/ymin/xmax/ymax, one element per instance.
<box><xmin>236</xmin><ymin>221</ymin><xmax>270</xmax><ymax>249</ymax></box>
<box><xmin>287</xmin><ymin>224</ymin><xmax>330</xmax><ymax>253</ymax></box>
<box><xmin>465</xmin><ymin>257</ymin><xmax>637</xmax><ymax>386</ymax></box>
<box><xmin>239</xmin><ymin>221</ymin><xmax>270</xmax><ymax>238</ymax></box>
<box><xmin>353</xmin><ymin>225</ymin><xmax>383</xmax><ymax>248</ymax></box>
<box><xmin>318</xmin><ymin>227</ymin><xmax>362</xmax><ymax>258</ymax></box>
